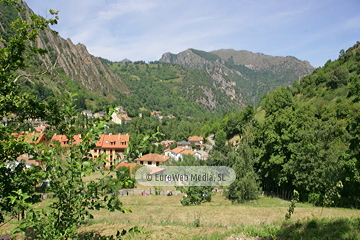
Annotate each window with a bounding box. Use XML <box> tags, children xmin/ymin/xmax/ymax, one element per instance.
<box><xmin>156</xmin><ymin>162</ymin><xmax>159</xmax><ymax>166</ymax></box>
<box><xmin>140</xmin><ymin>161</ymin><xmax>144</xmax><ymax>165</ymax></box>
<box><xmin>148</xmin><ymin>161</ymin><xmax>152</xmax><ymax>165</ymax></box>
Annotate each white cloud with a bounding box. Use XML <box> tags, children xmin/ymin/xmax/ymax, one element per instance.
<box><xmin>97</xmin><ymin>0</ymin><xmax>157</xmax><ymax>20</ymax></box>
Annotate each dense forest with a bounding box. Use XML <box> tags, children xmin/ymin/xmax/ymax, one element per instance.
<box><xmin>202</xmin><ymin>42</ymin><xmax>360</xmax><ymax>207</ymax></box>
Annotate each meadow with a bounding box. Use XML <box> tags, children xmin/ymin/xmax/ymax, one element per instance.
<box><xmin>1</xmin><ymin>169</ymin><xmax>359</xmax><ymax>239</ymax></box>
<box><xmin>2</xmin><ymin>189</ymin><xmax>360</xmax><ymax>239</ymax></box>
<box><xmin>79</xmin><ymin>192</ymin><xmax>360</xmax><ymax>239</ymax></box>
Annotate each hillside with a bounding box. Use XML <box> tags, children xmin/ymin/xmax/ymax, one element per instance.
<box><xmin>108</xmin><ymin>61</ymin><xmax>243</xmax><ymax>118</ymax></box>
<box><xmin>160</xmin><ymin>48</ymin><xmax>314</xmax><ymax>106</ymax></box>
<box><xmin>204</xmin><ymin>41</ymin><xmax>360</xmax><ymax>207</ymax></box>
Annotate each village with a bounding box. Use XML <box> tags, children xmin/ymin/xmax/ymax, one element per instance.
<box><xmin>8</xmin><ymin>105</ymin><xmax>210</xmax><ymax>173</ymax></box>
<box><xmin>12</xmin><ymin>131</ymin><xmax>209</xmax><ymax>169</ymax></box>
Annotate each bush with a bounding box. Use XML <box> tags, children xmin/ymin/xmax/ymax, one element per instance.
<box><xmin>308</xmin><ymin>193</ymin><xmax>322</xmax><ymax>206</ymax></box>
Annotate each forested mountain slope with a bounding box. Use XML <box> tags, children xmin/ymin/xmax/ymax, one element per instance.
<box><xmin>206</xmin><ymin>42</ymin><xmax>360</xmax><ymax>207</ymax></box>
<box><xmin>160</xmin><ymin>48</ymin><xmax>314</xmax><ymax>107</ymax></box>
<box><xmin>107</xmin><ymin>61</ymin><xmax>242</xmax><ymax>118</ymax></box>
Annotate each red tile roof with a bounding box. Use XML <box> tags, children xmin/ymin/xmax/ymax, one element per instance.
<box><xmin>51</xmin><ymin>134</ymin><xmax>83</xmax><ymax>146</ymax></box>
<box><xmin>188</xmin><ymin>136</ymin><xmax>204</xmax><ymax>142</ymax></box>
<box><xmin>34</xmin><ymin>125</ymin><xmax>46</xmax><ymax>133</ymax></box>
<box><xmin>135</xmin><ymin>153</ymin><xmax>170</xmax><ymax>162</ymax></box>
<box><xmin>12</xmin><ymin>132</ymin><xmax>49</xmax><ymax>145</ymax></box>
<box><xmin>51</xmin><ymin>134</ymin><xmax>130</xmax><ymax>149</ymax></box>
<box><xmin>95</xmin><ymin>134</ymin><xmax>130</xmax><ymax>149</ymax></box>
<box><xmin>144</xmin><ymin>165</ymin><xmax>165</xmax><ymax>174</ymax></box>
<box><xmin>170</xmin><ymin>147</ymin><xmax>185</xmax><ymax>154</ymax></box>
<box><xmin>181</xmin><ymin>150</ymin><xmax>196</xmax><ymax>155</ymax></box>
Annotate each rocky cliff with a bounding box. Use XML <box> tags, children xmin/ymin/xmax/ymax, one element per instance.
<box><xmin>2</xmin><ymin>1</ymin><xmax>128</xmax><ymax>99</ymax></box>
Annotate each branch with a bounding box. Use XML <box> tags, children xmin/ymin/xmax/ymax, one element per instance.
<box><xmin>0</xmin><ymin>216</ymin><xmax>15</xmax><ymax>228</ymax></box>
<box><xmin>13</xmin><ymin>58</ymin><xmax>58</xmax><ymax>84</ymax></box>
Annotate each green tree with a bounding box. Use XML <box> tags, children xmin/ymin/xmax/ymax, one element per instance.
<box><xmin>213</xmin><ymin>129</ymin><xmax>227</xmax><ymax>153</ymax></box>
<box><xmin>0</xmin><ymin>0</ymin><xmax>59</xmax><ymax>225</ymax></box>
<box><xmin>176</xmin><ymin>186</ymin><xmax>213</xmax><ymax>206</ymax></box>
<box><xmin>226</xmin><ymin>125</ymin><xmax>260</xmax><ymax>203</ymax></box>
<box><xmin>261</xmin><ymin>87</ymin><xmax>293</xmax><ymax>116</ymax></box>
<box><xmin>0</xmin><ymin>2</ymin><xmax>140</xmax><ymax>238</ymax></box>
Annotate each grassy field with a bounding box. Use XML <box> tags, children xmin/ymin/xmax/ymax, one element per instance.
<box><xmin>2</xmin><ymin>186</ymin><xmax>360</xmax><ymax>239</ymax></box>
<box><xmin>75</xmin><ymin>194</ymin><xmax>360</xmax><ymax>239</ymax></box>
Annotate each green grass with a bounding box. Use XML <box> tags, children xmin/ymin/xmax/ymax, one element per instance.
<box><xmin>2</xmin><ymin>178</ymin><xmax>360</xmax><ymax>239</ymax></box>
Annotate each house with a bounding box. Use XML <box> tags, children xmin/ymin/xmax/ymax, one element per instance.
<box><xmin>12</xmin><ymin>132</ymin><xmax>50</xmax><ymax>145</ymax></box>
<box><xmin>123</xmin><ymin>115</ymin><xmax>132</xmax><ymax>124</ymax></box>
<box><xmin>160</xmin><ymin>140</ymin><xmax>176</xmax><ymax>149</ymax></box>
<box><xmin>5</xmin><ymin>160</ymin><xmax>32</xmax><ymax>170</ymax></box>
<box><xmin>181</xmin><ymin>149</ymin><xmax>196</xmax><ymax>156</ymax></box>
<box><xmin>50</xmin><ymin>133</ymin><xmax>130</xmax><ymax>168</ymax></box>
<box><xmin>194</xmin><ymin>150</ymin><xmax>209</xmax><ymax>160</ymax></box>
<box><xmin>164</xmin><ymin>147</ymin><xmax>189</xmax><ymax>161</ymax></box>
<box><xmin>164</xmin><ymin>147</ymin><xmax>184</xmax><ymax>161</ymax></box>
<box><xmin>90</xmin><ymin>134</ymin><xmax>130</xmax><ymax>167</ymax></box>
<box><xmin>12</xmin><ymin>132</ymin><xmax>50</xmax><ymax>167</ymax></box>
<box><xmin>51</xmin><ymin>134</ymin><xmax>83</xmax><ymax>147</ymax></box>
<box><xmin>177</xmin><ymin>141</ymin><xmax>191</xmax><ymax>149</ymax></box>
<box><xmin>150</xmin><ymin>111</ymin><xmax>163</xmax><ymax>119</ymax></box>
<box><xmin>111</xmin><ymin>112</ymin><xmax>122</xmax><ymax>124</ymax></box>
<box><xmin>135</xmin><ymin>153</ymin><xmax>170</xmax><ymax>167</ymax></box>
<box><xmin>115</xmin><ymin>106</ymin><xmax>124</xmax><ymax>112</ymax></box>
<box><xmin>167</xmin><ymin>115</ymin><xmax>176</xmax><ymax>119</ymax></box>
<box><xmin>34</xmin><ymin>124</ymin><xmax>47</xmax><ymax>133</ymax></box>
<box><xmin>81</xmin><ymin>110</ymin><xmax>93</xmax><ymax>118</ymax></box>
<box><xmin>111</xmin><ymin>111</ymin><xmax>132</xmax><ymax>125</ymax></box>
<box><xmin>145</xmin><ymin>165</ymin><xmax>165</xmax><ymax>175</ymax></box>
<box><xmin>94</xmin><ymin>112</ymin><xmax>105</xmax><ymax>118</ymax></box>
<box><xmin>188</xmin><ymin>136</ymin><xmax>204</xmax><ymax>145</ymax></box>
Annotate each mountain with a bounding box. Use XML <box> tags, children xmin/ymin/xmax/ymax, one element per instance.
<box><xmin>0</xmin><ymin>1</ymin><xmax>128</xmax><ymax>106</ymax></box>
<box><xmin>159</xmin><ymin>48</ymin><xmax>314</xmax><ymax>106</ymax></box>
<box><xmin>1</xmin><ymin>1</ymin><xmax>315</xmax><ymax>117</ymax></box>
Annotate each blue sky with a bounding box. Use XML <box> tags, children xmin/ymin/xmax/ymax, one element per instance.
<box><xmin>25</xmin><ymin>0</ymin><xmax>359</xmax><ymax>67</ymax></box>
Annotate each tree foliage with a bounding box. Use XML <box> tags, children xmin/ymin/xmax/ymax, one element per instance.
<box><xmin>0</xmin><ymin>1</ymin><xmax>139</xmax><ymax>238</ymax></box>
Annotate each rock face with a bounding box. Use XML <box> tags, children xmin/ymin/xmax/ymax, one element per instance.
<box><xmin>9</xmin><ymin>2</ymin><xmax>128</xmax><ymax>98</ymax></box>
<box><xmin>160</xmin><ymin>48</ymin><xmax>314</xmax><ymax>107</ymax></box>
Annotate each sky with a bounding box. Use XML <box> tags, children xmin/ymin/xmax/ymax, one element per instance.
<box><xmin>25</xmin><ymin>0</ymin><xmax>360</xmax><ymax>68</ymax></box>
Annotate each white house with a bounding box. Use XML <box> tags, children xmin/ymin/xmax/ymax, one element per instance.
<box><xmin>194</xmin><ymin>150</ymin><xmax>209</xmax><ymax>160</ymax></box>
<box><xmin>164</xmin><ymin>148</ymin><xmax>197</xmax><ymax>161</ymax></box>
